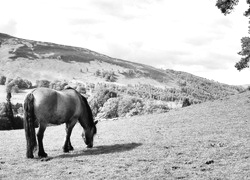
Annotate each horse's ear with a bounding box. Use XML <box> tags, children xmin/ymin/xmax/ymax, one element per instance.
<box><xmin>94</xmin><ymin>120</ymin><xmax>98</xmax><ymax>125</ymax></box>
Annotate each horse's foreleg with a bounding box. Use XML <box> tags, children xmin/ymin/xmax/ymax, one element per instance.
<box><xmin>63</xmin><ymin>120</ymin><xmax>77</xmax><ymax>153</ymax></box>
<box><xmin>37</xmin><ymin>123</ymin><xmax>47</xmax><ymax>158</ymax></box>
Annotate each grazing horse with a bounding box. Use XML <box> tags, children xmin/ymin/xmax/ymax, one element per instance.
<box><xmin>23</xmin><ymin>87</ymin><xmax>98</xmax><ymax>158</ymax></box>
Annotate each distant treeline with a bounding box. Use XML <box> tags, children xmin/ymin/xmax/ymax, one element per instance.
<box><xmin>0</xmin><ymin>74</ymin><xmax>245</xmax><ymax>104</ymax></box>
<box><xmin>0</xmin><ymin>74</ymin><xmax>248</xmax><ymax>129</ymax></box>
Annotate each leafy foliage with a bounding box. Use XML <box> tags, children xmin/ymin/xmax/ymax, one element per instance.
<box><xmin>97</xmin><ymin>95</ymin><xmax>170</xmax><ymax>119</ymax></box>
<box><xmin>49</xmin><ymin>80</ymin><xmax>68</xmax><ymax>90</ymax></box>
<box><xmin>215</xmin><ymin>0</ymin><xmax>250</xmax><ymax>70</ymax></box>
<box><xmin>6</xmin><ymin>77</ymin><xmax>32</xmax><ymax>93</ymax></box>
<box><xmin>0</xmin><ymin>101</ymin><xmax>24</xmax><ymax>130</ymax></box>
<box><xmin>235</xmin><ymin>37</ymin><xmax>250</xmax><ymax>70</ymax></box>
<box><xmin>182</xmin><ymin>98</ymin><xmax>191</xmax><ymax>107</ymax></box>
<box><xmin>75</xmin><ymin>84</ymin><xmax>87</xmax><ymax>95</ymax></box>
<box><xmin>0</xmin><ymin>75</ymin><xmax>6</xmax><ymax>85</ymax></box>
<box><xmin>94</xmin><ymin>69</ymin><xmax>117</xmax><ymax>82</ymax></box>
<box><xmin>98</xmin><ymin>98</ymin><xmax>119</xmax><ymax>119</ymax></box>
<box><xmin>216</xmin><ymin>0</ymin><xmax>239</xmax><ymax>15</ymax></box>
<box><xmin>89</xmin><ymin>77</ymin><xmax>243</xmax><ymax>119</ymax></box>
<box><xmin>36</xmin><ymin>79</ymin><xmax>50</xmax><ymax>88</ymax></box>
<box><xmin>117</xmin><ymin>96</ymin><xmax>143</xmax><ymax>117</ymax></box>
<box><xmin>143</xmin><ymin>100</ymin><xmax>170</xmax><ymax>114</ymax></box>
<box><xmin>88</xmin><ymin>87</ymin><xmax>117</xmax><ymax>117</ymax></box>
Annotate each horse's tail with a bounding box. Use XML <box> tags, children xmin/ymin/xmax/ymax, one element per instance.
<box><xmin>24</xmin><ymin>93</ymin><xmax>37</xmax><ymax>158</ymax></box>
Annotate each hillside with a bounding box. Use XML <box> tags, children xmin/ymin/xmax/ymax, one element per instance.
<box><xmin>0</xmin><ymin>33</ymin><xmax>172</xmax><ymax>87</ymax></box>
<box><xmin>0</xmin><ymin>91</ymin><xmax>249</xmax><ymax>179</ymax></box>
<box><xmin>0</xmin><ymin>33</ymin><xmax>244</xmax><ymax>104</ymax></box>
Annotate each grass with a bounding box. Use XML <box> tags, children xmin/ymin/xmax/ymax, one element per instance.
<box><xmin>0</xmin><ymin>91</ymin><xmax>249</xmax><ymax>179</ymax></box>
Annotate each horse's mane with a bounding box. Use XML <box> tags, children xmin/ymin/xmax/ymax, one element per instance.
<box><xmin>64</xmin><ymin>87</ymin><xmax>95</xmax><ymax>126</ymax></box>
<box><xmin>80</xmin><ymin>95</ymin><xmax>95</xmax><ymax>124</ymax></box>
<box><xmin>64</xmin><ymin>86</ymin><xmax>75</xmax><ymax>91</ymax></box>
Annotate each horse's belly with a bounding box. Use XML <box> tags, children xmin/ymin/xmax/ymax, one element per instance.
<box><xmin>34</xmin><ymin>103</ymin><xmax>77</xmax><ymax>125</ymax></box>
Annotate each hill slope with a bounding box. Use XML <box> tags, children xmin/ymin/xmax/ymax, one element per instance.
<box><xmin>0</xmin><ymin>33</ymin><xmax>173</xmax><ymax>87</ymax></box>
<box><xmin>0</xmin><ymin>33</ymin><xmax>244</xmax><ymax>103</ymax></box>
<box><xmin>0</xmin><ymin>91</ymin><xmax>249</xmax><ymax>179</ymax></box>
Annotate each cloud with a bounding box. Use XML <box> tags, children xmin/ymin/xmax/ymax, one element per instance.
<box><xmin>123</xmin><ymin>48</ymin><xmax>237</xmax><ymax>72</ymax></box>
<box><xmin>184</xmin><ymin>18</ymin><xmax>232</xmax><ymax>47</ymax></box>
<box><xmin>169</xmin><ymin>52</ymin><xmax>236</xmax><ymax>71</ymax></box>
<box><xmin>185</xmin><ymin>30</ymin><xmax>226</xmax><ymax>47</ymax></box>
<box><xmin>69</xmin><ymin>18</ymin><xmax>102</xmax><ymax>26</ymax></box>
<box><xmin>89</xmin><ymin>0</ymin><xmax>162</xmax><ymax>20</ymax></box>
<box><xmin>185</xmin><ymin>36</ymin><xmax>217</xmax><ymax>46</ymax></box>
<box><xmin>212</xmin><ymin>18</ymin><xmax>233</xmax><ymax>29</ymax></box>
<box><xmin>90</xmin><ymin>1</ymin><xmax>135</xmax><ymax>20</ymax></box>
<box><xmin>0</xmin><ymin>19</ymin><xmax>17</xmax><ymax>35</ymax></box>
<box><xmin>203</xmin><ymin>52</ymin><xmax>237</xmax><ymax>69</ymax></box>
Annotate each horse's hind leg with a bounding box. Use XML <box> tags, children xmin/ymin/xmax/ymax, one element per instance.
<box><xmin>63</xmin><ymin>119</ymin><xmax>77</xmax><ymax>153</ymax></box>
<box><xmin>37</xmin><ymin>123</ymin><xmax>48</xmax><ymax>158</ymax></box>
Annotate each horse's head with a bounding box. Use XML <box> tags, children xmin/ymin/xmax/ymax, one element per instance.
<box><xmin>82</xmin><ymin>120</ymin><xmax>98</xmax><ymax>148</ymax></box>
<box><xmin>79</xmin><ymin>94</ymin><xmax>98</xmax><ymax>148</ymax></box>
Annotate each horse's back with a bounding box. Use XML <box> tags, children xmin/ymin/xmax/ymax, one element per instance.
<box><xmin>32</xmin><ymin>88</ymin><xmax>82</xmax><ymax>124</ymax></box>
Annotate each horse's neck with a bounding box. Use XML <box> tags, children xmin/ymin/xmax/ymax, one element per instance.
<box><xmin>79</xmin><ymin>109</ymin><xmax>93</xmax><ymax>130</ymax></box>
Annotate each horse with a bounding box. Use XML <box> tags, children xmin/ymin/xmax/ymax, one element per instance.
<box><xmin>23</xmin><ymin>87</ymin><xmax>98</xmax><ymax>158</ymax></box>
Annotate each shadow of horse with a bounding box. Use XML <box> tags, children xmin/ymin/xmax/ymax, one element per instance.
<box><xmin>53</xmin><ymin>142</ymin><xmax>142</xmax><ymax>159</ymax></box>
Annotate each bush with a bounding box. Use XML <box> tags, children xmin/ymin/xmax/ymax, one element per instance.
<box><xmin>5</xmin><ymin>78</ymin><xmax>13</xmax><ymax>85</ymax></box>
<box><xmin>11</xmin><ymin>77</ymin><xmax>32</xmax><ymax>89</ymax></box>
<box><xmin>12</xmin><ymin>116</ymin><xmax>24</xmax><ymax>129</ymax></box>
<box><xmin>98</xmin><ymin>70</ymin><xmax>117</xmax><ymax>82</ymax></box>
<box><xmin>5</xmin><ymin>77</ymin><xmax>32</xmax><ymax>93</ymax></box>
<box><xmin>0</xmin><ymin>102</ymin><xmax>7</xmax><ymax>116</ymax></box>
<box><xmin>96</xmin><ymin>96</ymin><xmax>144</xmax><ymax>119</ymax></box>
<box><xmin>0</xmin><ymin>75</ymin><xmax>6</xmax><ymax>85</ymax></box>
<box><xmin>0</xmin><ymin>116</ymin><xmax>12</xmax><ymax>130</ymax></box>
<box><xmin>117</xmin><ymin>96</ymin><xmax>143</xmax><ymax>117</ymax></box>
<box><xmin>36</xmin><ymin>80</ymin><xmax>50</xmax><ymax>88</ymax></box>
<box><xmin>50</xmin><ymin>80</ymin><xmax>68</xmax><ymax>90</ymax></box>
<box><xmin>94</xmin><ymin>69</ymin><xmax>101</xmax><ymax>76</ymax></box>
<box><xmin>0</xmin><ymin>102</ymin><xmax>24</xmax><ymax>130</ymax></box>
<box><xmin>182</xmin><ymin>98</ymin><xmax>191</xmax><ymax>107</ymax></box>
<box><xmin>11</xmin><ymin>85</ymin><xmax>19</xmax><ymax>93</ymax></box>
<box><xmin>6</xmin><ymin>84</ymin><xmax>19</xmax><ymax>93</ymax></box>
<box><xmin>89</xmin><ymin>87</ymin><xmax>117</xmax><ymax>117</ymax></box>
<box><xmin>76</xmin><ymin>84</ymin><xmax>86</xmax><ymax>94</ymax></box>
<box><xmin>23</xmin><ymin>79</ymin><xmax>32</xmax><ymax>88</ymax></box>
<box><xmin>12</xmin><ymin>103</ymin><xmax>23</xmax><ymax>115</ymax></box>
<box><xmin>98</xmin><ymin>98</ymin><xmax>119</xmax><ymax>119</ymax></box>
<box><xmin>143</xmin><ymin>100</ymin><xmax>170</xmax><ymax>114</ymax></box>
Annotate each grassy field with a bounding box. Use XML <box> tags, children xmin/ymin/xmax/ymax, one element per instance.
<box><xmin>0</xmin><ymin>91</ymin><xmax>250</xmax><ymax>179</ymax></box>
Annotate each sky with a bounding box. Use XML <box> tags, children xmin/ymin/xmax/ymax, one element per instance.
<box><xmin>0</xmin><ymin>0</ymin><xmax>249</xmax><ymax>85</ymax></box>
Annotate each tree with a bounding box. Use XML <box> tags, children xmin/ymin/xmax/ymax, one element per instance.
<box><xmin>215</xmin><ymin>0</ymin><xmax>250</xmax><ymax>70</ymax></box>
<box><xmin>5</xmin><ymin>92</ymin><xmax>14</xmax><ymax>129</ymax></box>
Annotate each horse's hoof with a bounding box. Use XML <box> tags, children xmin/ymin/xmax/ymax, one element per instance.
<box><xmin>38</xmin><ymin>152</ymin><xmax>48</xmax><ymax>158</ymax></box>
<box><xmin>63</xmin><ymin>148</ymin><xmax>69</xmax><ymax>153</ymax></box>
<box><xmin>26</xmin><ymin>152</ymin><xmax>34</xmax><ymax>159</ymax></box>
<box><xmin>87</xmin><ymin>145</ymin><xmax>93</xmax><ymax>148</ymax></box>
<box><xmin>26</xmin><ymin>155</ymin><xmax>34</xmax><ymax>159</ymax></box>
